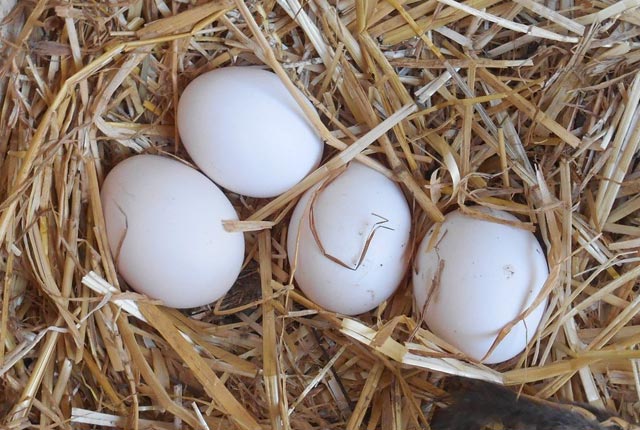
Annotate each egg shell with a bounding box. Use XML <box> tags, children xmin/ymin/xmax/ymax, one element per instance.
<box><xmin>287</xmin><ymin>162</ymin><xmax>412</xmax><ymax>315</ymax></box>
<box><xmin>413</xmin><ymin>207</ymin><xmax>549</xmax><ymax>364</ymax></box>
<box><xmin>177</xmin><ymin>67</ymin><xmax>324</xmax><ymax>198</ymax></box>
<box><xmin>100</xmin><ymin>155</ymin><xmax>245</xmax><ymax>309</ymax></box>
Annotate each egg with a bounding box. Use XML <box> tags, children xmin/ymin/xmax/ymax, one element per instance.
<box><xmin>413</xmin><ymin>207</ymin><xmax>549</xmax><ymax>364</ymax></box>
<box><xmin>177</xmin><ymin>67</ymin><xmax>324</xmax><ymax>198</ymax></box>
<box><xmin>287</xmin><ymin>162</ymin><xmax>412</xmax><ymax>315</ymax></box>
<box><xmin>100</xmin><ymin>155</ymin><xmax>245</xmax><ymax>309</ymax></box>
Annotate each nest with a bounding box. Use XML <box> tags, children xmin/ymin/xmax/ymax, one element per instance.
<box><xmin>2</xmin><ymin>0</ymin><xmax>640</xmax><ymax>429</ymax></box>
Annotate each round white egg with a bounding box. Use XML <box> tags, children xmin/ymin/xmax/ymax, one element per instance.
<box><xmin>413</xmin><ymin>207</ymin><xmax>549</xmax><ymax>364</ymax></box>
<box><xmin>100</xmin><ymin>155</ymin><xmax>245</xmax><ymax>309</ymax></box>
<box><xmin>287</xmin><ymin>162</ymin><xmax>412</xmax><ymax>315</ymax></box>
<box><xmin>177</xmin><ymin>67</ymin><xmax>324</xmax><ymax>198</ymax></box>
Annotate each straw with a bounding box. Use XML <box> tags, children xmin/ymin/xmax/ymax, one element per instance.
<box><xmin>3</xmin><ymin>0</ymin><xmax>640</xmax><ymax>428</ymax></box>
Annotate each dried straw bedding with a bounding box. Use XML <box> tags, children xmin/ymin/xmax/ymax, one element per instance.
<box><xmin>1</xmin><ymin>0</ymin><xmax>640</xmax><ymax>429</ymax></box>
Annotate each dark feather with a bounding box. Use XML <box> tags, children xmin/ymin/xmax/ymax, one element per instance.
<box><xmin>431</xmin><ymin>378</ymin><xmax>611</xmax><ymax>430</ymax></box>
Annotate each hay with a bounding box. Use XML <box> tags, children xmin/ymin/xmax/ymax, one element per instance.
<box><xmin>1</xmin><ymin>0</ymin><xmax>640</xmax><ymax>428</ymax></box>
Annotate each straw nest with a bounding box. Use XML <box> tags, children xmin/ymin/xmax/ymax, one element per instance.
<box><xmin>2</xmin><ymin>0</ymin><xmax>640</xmax><ymax>429</ymax></box>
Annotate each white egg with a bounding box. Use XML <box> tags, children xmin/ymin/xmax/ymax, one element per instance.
<box><xmin>287</xmin><ymin>162</ymin><xmax>412</xmax><ymax>315</ymax></box>
<box><xmin>413</xmin><ymin>207</ymin><xmax>549</xmax><ymax>364</ymax></box>
<box><xmin>177</xmin><ymin>67</ymin><xmax>324</xmax><ymax>198</ymax></box>
<box><xmin>100</xmin><ymin>155</ymin><xmax>245</xmax><ymax>309</ymax></box>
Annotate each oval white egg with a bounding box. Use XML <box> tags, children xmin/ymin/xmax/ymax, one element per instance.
<box><xmin>100</xmin><ymin>155</ymin><xmax>245</xmax><ymax>309</ymax></box>
<box><xmin>177</xmin><ymin>67</ymin><xmax>324</xmax><ymax>198</ymax></box>
<box><xmin>287</xmin><ymin>162</ymin><xmax>412</xmax><ymax>315</ymax></box>
<box><xmin>413</xmin><ymin>207</ymin><xmax>549</xmax><ymax>364</ymax></box>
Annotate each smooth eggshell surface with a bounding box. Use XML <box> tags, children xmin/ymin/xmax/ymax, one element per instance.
<box><xmin>177</xmin><ymin>67</ymin><xmax>324</xmax><ymax>198</ymax></box>
<box><xmin>413</xmin><ymin>207</ymin><xmax>549</xmax><ymax>363</ymax></box>
<box><xmin>287</xmin><ymin>162</ymin><xmax>412</xmax><ymax>315</ymax></box>
<box><xmin>100</xmin><ymin>155</ymin><xmax>245</xmax><ymax>309</ymax></box>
